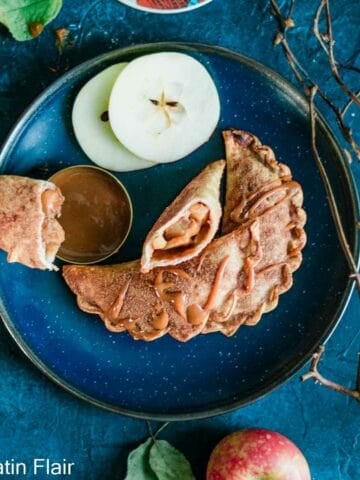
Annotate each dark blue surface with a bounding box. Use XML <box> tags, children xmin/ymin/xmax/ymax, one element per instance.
<box><xmin>0</xmin><ymin>1</ymin><xmax>359</xmax><ymax>479</ymax></box>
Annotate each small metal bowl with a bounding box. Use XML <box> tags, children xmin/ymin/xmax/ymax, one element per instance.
<box><xmin>49</xmin><ymin>165</ymin><xmax>133</xmax><ymax>265</ymax></box>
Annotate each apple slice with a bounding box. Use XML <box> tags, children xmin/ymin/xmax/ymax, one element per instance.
<box><xmin>109</xmin><ymin>52</ymin><xmax>220</xmax><ymax>163</ymax></box>
<box><xmin>72</xmin><ymin>64</ymin><xmax>154</xmax><ymax>172</ymax></box>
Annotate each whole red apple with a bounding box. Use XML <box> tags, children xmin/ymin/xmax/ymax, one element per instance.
<box><xmin>207</xmin><ymin>428</ymin><xmax>311</xmax><ymax>480</ymax></box>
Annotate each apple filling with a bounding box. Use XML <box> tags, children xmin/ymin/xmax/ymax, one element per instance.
<box><xmin>152</xmin><ymin>203</ymin><xmax>210</xmax><ymax>259</ymax></box>
<box><xmin>41</xmin><ymin>188</ymin><xmax>65</xmax><ymax>262</ymax></box>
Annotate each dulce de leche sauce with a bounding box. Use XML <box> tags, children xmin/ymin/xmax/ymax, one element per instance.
<box><xmin>50</xmin><ymin>166</ymin><xmax>132</xmax><ymax>264</ymax></box>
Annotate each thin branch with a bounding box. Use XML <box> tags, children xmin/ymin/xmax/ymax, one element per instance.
<box><xmin>288</xmin><ymin>0</ymin><xmax>295</xmax><ymax>19</ymax></box>
<box><xmin>313</xmin><ymin>1</ymin><xmax>360</xmax><ymax>75</ymax></box>
<box><xmin>280</xmin><ymin>33</ymin><xmax>358</xmax><ymax>152</ymax></box>
<box><xmin>323</xmin><ymin>0</ymin><xmax>360</xmax><ymax>106</ymax></box>
<box><xmin>271</xmin><ymin>0</ymin><xmax>360</xmax><ymax>404</ymax></box>
<box><xmin>270</xmin><ymin>0</ymin><xmax>360</xmax><ymax>159</ymax></box>
<box><xmin>270</xmin><ymin>0</ymin><xmax>282</xmax><ymax>22</ymax></box>
<box><xmin>313</xmin><ymin>0</ymin><xmax>328</xmax><ymax>56</ymax></box>
<box><xmin>270</xmin><ymin>0</ymin><xmax>359</xmax><ymax>291</ymax></box>
<box><xmin>276</xmin><ymin>36</ymin><xmax>306</xmax><ymax>85</ymax></box>
<box><xmin>155</xmin><ymin>422</ymin><xmax>170</xmax><ymax>439</ymax></box>
<box><xmin>340</xmin><ymin>64</ymin><xmax>360</xmax><ymax>74</ymax></box>
<box><xmin>146</xmin><ymin>421</ymin><xmax>170</xmax><ymax>442</ymax></box>
<box><xmin>341</xmin><ymin>91</ymin><xmax>360</xmax><ymax>117</ymax></box>
<box><xmin>350</xmin><ymin>273</ymin><xmax>360</xmax><ymax>294</ymax></box>
<box><xmin>146</xmin><ymin>420</ymin><xmax>156</xmax><ymax>443</ymax></box>
<box><xmin>301</xmin><ymin>346</ymin><xmax>360</xmax><ymax>402</ymax></box>
<box><xmin>309</xmin><ymin>87</ymin><xmax>359</xmax><ymax>281</ymax></box>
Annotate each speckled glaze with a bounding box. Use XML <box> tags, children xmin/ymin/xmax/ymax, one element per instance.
<box><xmin>0</xmin><ymin>44</ymin><xmax>358</xmax><ymax>420</ymax></box>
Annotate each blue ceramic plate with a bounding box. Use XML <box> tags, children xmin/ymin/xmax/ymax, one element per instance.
<box><xmin>0</xmin><ymin>44</ymin><xmax>358</xmax><ymax>420</ymax></box>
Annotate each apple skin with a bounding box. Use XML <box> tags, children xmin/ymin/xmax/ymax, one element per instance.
<box><xmin>206</xmin><ymin>429</ymin><xmax>311</xmax><ymax>480</ymax></box>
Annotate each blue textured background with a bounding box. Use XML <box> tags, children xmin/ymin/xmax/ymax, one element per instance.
<box><xmin>0</xmin><ymin>1</ymin><xmax>359</xmax><ymax>479</ymax></box>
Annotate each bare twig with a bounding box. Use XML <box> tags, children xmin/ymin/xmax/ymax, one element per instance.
<box><xmin>276</xmin><ymin>28</ymin><xmax>359</xmax><ymax>155</ymax></box>
<box><xmin>309</xmin><ymin>87</ymin><xmax>359</xmax><ymax>288</ymax></box>
<box><xmin>146</xmin><ymin>421</ymin><xmax>170</xmax><ymax>443</ymax></box>
<box><xmin>146</xmin><ymin>420</ymin><xmax>156</xmax><ymax>443</ymax></box>
<box><xmin>313</xmin><ymin>0</ymin><xmax>328</xmax><ymax>56</ymax></box>
<box><xmin>313</xmin><ymin>1</ymin><xmax>360</xmax><ymax>74</ymax></box>
<box><xmin>269</xmin><ymin>0</ymin><xmax>360</xmax><ymax>295</ymax></box>
<box><xmin>270</xmin><ymin>0</ymin><xmax>360</xmax><ymax>159</ymax></box>
<box><xmin>350</xmin><ymin>273</ymin><xmax>360</xmax><ymax>293</ymax></box>
<box><xmin>302</xmin><ymin>346</ymin><xmax>360</xmax><ymax>402</ymax></box>
<box><xmin>155</xmin><ymin>422</ymin><xmax>170</xmax><ymax>439</ymax></box>
<box><xmin>288</xmin><ymin>0</ymin><xmax>295</xmax><ymax>19</ymax></box>
<box><xmin>344</xmin><ymin>149</ymin><xmax>353</xmax><ymax>165</ymax></box>
<box><xmin>341</xmin><ymin>91</ymin><xmax>360</xmax><ymax>117</ymax></box>
<box><xmin>340</xmin><ymin>64</ymin><xmax>360</xmax><ymax>75</ymax></box>
<box><xmin>323</xmin><ymin>0</ymin><xmax>360</xmax><ymax>106</ymax></box>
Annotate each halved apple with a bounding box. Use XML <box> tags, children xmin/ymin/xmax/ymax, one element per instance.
<box><xmin>72</xmin><ymin>64</ymin><xmax>154</xmax><ymax>172</ymax></box>
<box><xmin>109</xmin><ymin>52</ymin><xmax>220</xmax><ymax>163</ymax></box>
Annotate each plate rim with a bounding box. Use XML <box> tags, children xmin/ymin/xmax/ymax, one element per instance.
<box><xmin>0</xmin><ymin>42</ymin><xmax>359</xmax><ymax>421</ymax></box>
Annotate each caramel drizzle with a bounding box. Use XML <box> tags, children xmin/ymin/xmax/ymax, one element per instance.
<box><xmin>257</xmin><ymin>262</ymin><xmax>287</xmax><ymax>275</ymax></box>
<box><xmin>154</xmin><ymin>269</ymin><xmax>190</xmax><ymax>298</ymax></box>
<box><xmin>247</xmin><ymin>181</ymin><xmax>300</xmax><ymax>218</ymax></box>
<box><xmin>152</xmin><ymin>310</ymin><xmax>169</xmax><ymax>330</ymax></box>
<box><xmin>196</xmin><ymin>249</ymin><xmax>209</xmax><ymax>273</ymax></box>
<box><xmin>285</xmin><ymin>220</ymin><xmax>298</xmax><ymax>230</ymax></box>
<box><xmin>204</xmin><ymin>256</ymin><xmax>230</xmax><ymax>310</ymax></box>
<box><xmin>243</xmin><ymin>257</ymin><xmax>255</xmax><ymax>292</ymax></box>
<box><xmin>173</xmin><ymin>292</ymin><xmax>187</xmax><ymax>319</ymax></box>
<box><xmin>154</xmin><ymin>268</ymin><xmax>190</xmax><ymax>320</ymax></box>
<box><xmin>222</xmin><ymin>291</ymin><xmax>237</xmax><ymax>321</ymax></box>
<box><xmin>121</xmin><ymin>317</ymin><xmax>137</xmax><ymax>330</ymax></box>
<box><xmin>104</xmin><ymin>280</ymin><xmax>131</xmax><ymax>324</ymax></box>
<box><xmin>156</xmin><ymin>268</ymin><xmax>191</xmax><ymax>282</ymax></box>
<box><xmin>266</xmin><ymin>265</ymin><xmax>292</xmax><ymax>307</ymax></box>
<box><xmin>186</xmin><ymin>304</ymin><xmax>209</xmax><ymax>326</ymax></box>
<box><xmin>268</xmin><ymin>285</ymin><xmax>280</xmax><ymax>304</ymax></box>
<box><xmin>239</xmin><ymin>221</ymin><xmax>261</xmax><ymax>293</ymax></box>
<box><xmin>256</xmin><ymin>263</ymin><xmax>292</xmax><ymax>289</ymax></box>
<box><xmin>230</xmin><ymin>178</ymin><xmax>283</xmax><ymax>223</ymax></box>
<box><xmin>231</xmin><ymin>181</ymin><xmax>301</xmax><ymax>224</ymax></box>
<box><xmin>287</xmin><ymin>230</ymin><xmax>307</xmax><ymax>257</ymax></box>
<box><xmin>153</xmin><ymin>256</ymin><xmax>230</xmax><ymax>328</ymax></box>
<box><xmin>187</xmin><ymin>256</ymin><xmax>230</xmax><ymax>326</ymax></box>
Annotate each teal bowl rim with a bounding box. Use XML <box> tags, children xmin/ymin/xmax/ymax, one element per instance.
<box><xmin>0</xmin><ymin>42</ymin><xmax>358</xmax><ymax>421</ymax></box>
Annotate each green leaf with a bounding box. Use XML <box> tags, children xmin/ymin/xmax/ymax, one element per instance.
<box><xmin>149</xmin><ymin>440</ymin><xmax>196</xmax><ymax>480</ymax></box>
<box><xmin>0</xmin><ymin>0</ymin><xmax>63</xmax><ymax>41</ymax></box>
<box><xmin>124</xmin><ymin>438</ymin><xmax>158</xmax><ymax>480</ymax></box>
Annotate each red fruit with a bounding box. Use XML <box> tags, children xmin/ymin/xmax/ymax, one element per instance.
<box><xmin>207</xmin><ymin>429</ymin><xmax>311</xmax><ymax>480</ymax></box>
<box><xmin>136</xmin><ymin>0</ymin><xmax>189</xmax><ymax>9</ymax></box>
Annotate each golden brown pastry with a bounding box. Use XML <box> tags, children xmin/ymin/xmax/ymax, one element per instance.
<box><xmin>0</xmin><ymin>176</ymin><xmax>64</xmax><ymax>270</ymax></box>
<box><xmin>203</xmin><ymin>130</ymin><xmax>306</xmax><ymax>335</ymax></box>
<box><xmin>63</xmin><ymin>129</ymin><xmax>306</xmax><ymax>341</ymax></box>
<box><xmin>141</xmin><ymin>160</ymin><xmax>225</xmax><ymax>273</ymax></box>
<box><xmin>222</xmin><ymin>129</ymin><xmax>292</xmax><ymax>234</ymax></box>
<box><xmin>63</xmin><ymin>221</ymin><xmax>261</xmax><ymax>342</ymax></box>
